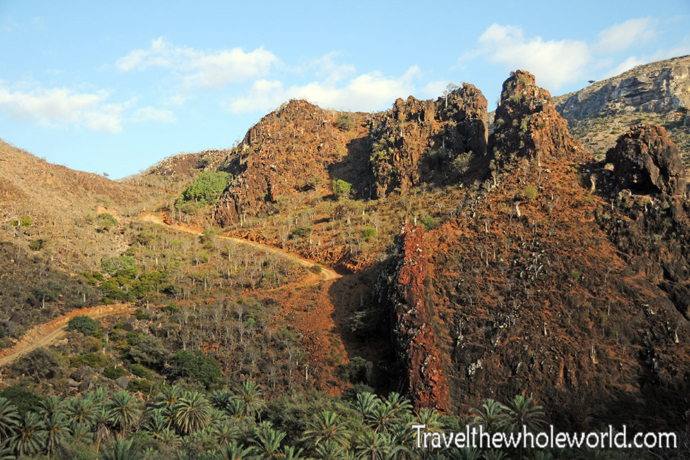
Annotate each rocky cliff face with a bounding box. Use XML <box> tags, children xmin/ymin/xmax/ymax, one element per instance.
<box><xmin>597</xmin><ymin>124</ymin><xmax>690</xmax><ymax>321</ymax></box>
<box><xmin>214</xmin><ymin>100</ymin><xmax>364</xmax><ymax>225</ymax></box>
<box><xmin>552</xmin><ymin>55</ymin><xmax>690</xmax><ymax>159</ymax></box>
<box><xmin>491</xmin><ymin>70</ymin><xmax>588</xmax><ymax>166</ymax></box>
<box><xmin>369</xmin><ymin>84</ymin><xmax>488</xmax><ymax>198</ymax></box>
<box><xmin>605</xmin><ymin>123</ymin><xmax>688</xmax><ymax>195</ymax></box>
<box><xmin>406</xmin><ymin>73</ymin><xmax>690</xmax><ymax>430</ymax></box>
<box><xmin>556</xmin><ymin>55</ymin><xmax>690</xmax><ymax>120</ymax></box>
<box><xmin>373</xmin><ymin>224</ymin><xmax>449</xmax><ymax>411</ymax></box>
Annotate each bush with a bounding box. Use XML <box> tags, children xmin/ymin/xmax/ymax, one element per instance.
<box><xmin>129</xmin><ymin>335</ymin><xmax>169</xmax><ymax>370</ymax></box>
<box><xmin>130</xmin><ymin>363</ymin><xmax>153</xmax><ymax>380</ymax></box>
<box><xmin>19</xmin><ymin>215</ymin><xmax>32</xmax><ymax>227</ymax></box>
<box><xmin>420</xmin><ymin>216</ymin><xmax>437</xmax><ymax>230</ymax></box>
<box><xmin>0</xmin><ymin>386</ymin><xmax>44</xmax><ymax>416</ymax></box>
<box><xmin>340</xmin><ymin>357</ymin><xmax>368</xmax><ymax>384</ymax></box>
<box><xmin>70</xmin><ymin>353</ymin><xmax>111</xmax><ymax>368</ymax></box>
<box><xmin>332</xmin><ymin>179</ymin><xmax>352</xmax><ymax>199</ymax></box>
<box><xmin>310</xmin><ymin>264</ymin><xmax>323</xmax><ymax>274</ymax></box>
<box><xmin>524</xmin><ymin>185</ymin><xmax>538</xmax><ymax>202</ymax></box>
<box><xmin>104</xmin><ymin>366</ymin><xmax>127</xmax><ymax>380</ymax></box>
<box><xmin>101</xmin><ymin>256</ymin><xmax>136</xmax><ymax>275</ymax></box>
<box><xmin>335</xmin><ymin>113</ymin><xmax>354</xmax><ymax>131</ymax></box>
<box><xmin>168</xmin><ymin>350</ymin><xmax>221</xmax><ymax>388</ymax></box>
<box><xmin>97</xmin><ymin>213</ymin><xmax>118</xmax><ymax>231</ymax></box>
<box><xmin>28</xmin><ymin>239</ymin><xmax>46</xmax><ymax>251</ymax></box>
<box><xmin>67</xmin><ymin>315</ymin><xmax>99</xmax><ymax>336</ymax></box>
<box><xmin>180</xmin><ymin>171</ymin><xmax>231</xmax><ymax>206</ymax></box>
<box><xmin>363</xmin><ymin>226</ymin><xmax>376</xmax><ymax>240</ymax></box>
<box><xmin>291</xmin><ymin>225</ymin><xmax>311</xmax><ymax>238</ymax></box>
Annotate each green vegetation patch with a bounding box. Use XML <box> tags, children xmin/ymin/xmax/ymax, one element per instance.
<box><xmin>180</xmin><ymin>171</ymin><xmax>232</xmax><ymax>206</ymax></box>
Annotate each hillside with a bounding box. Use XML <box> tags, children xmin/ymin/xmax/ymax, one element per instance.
<box><xmin>0</xmin><ymin>56</ymin><xmax>688</xmax><ymax>459</ymax></box>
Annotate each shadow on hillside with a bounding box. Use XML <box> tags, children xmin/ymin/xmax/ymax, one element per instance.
<box><xmin>328</xmin><ymin>135</ymin><xmax>376</xmax><ymax>200</ymax></box>
<box><xmin>326</xmin><ymin>260</ymin><xmax>399</xmax><ymax>394</ymax></box>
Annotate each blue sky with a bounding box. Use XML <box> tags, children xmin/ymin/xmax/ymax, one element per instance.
<box><xmin>1</xmin><ymin>1</ymin><xmax>689</xmax><ymax>179</ymax></box>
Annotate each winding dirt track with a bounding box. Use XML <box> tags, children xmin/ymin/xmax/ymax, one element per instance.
<box><xmin>140</xmin><ymin>212</ymin><xmax>341</xmax><ymax>280</ymax></box>
<box><xmin>0</xmin><ymin>304</ymin><xmax>136</xmax><ymax>367</ymax></box>
<box><xmin>0</xmin><ymin>212</ymin><xmax>341</xmax><ymax>369</ymax></box>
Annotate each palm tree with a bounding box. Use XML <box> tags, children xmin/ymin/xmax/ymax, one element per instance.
<box><xmin>156</xmin><ymin>427</ymin><xmax>181</xmax><ymax>448</ymax></box>
<box><xmin>213</xmin><ymin>421</ymin><xmax>240</xmax><ymax>445</ymax></box>
<box><xmin>302</xmin><ymin>410</ymin><xmax>353</xmax><ymax>448</ymax></box>
<box><xmin>281</xmin><ymin>445</ymin><xmax>305</xmax><ymax>459</ymax></box>
<box><xmin>154</xmin><ymin>385</ymin><xmax>183</xmax><ymax>411</ymax></box>
<box><xmin>253</xmin><ymin>421</ymin><xmax>286</xmax><ymax>459</ymax></box>
<box><xmin>69</xmin><ymin>422</ymin><xmax>95</xmax><ymax>444</ymax></box>
<box><xmin>383</xmin><ymin>393</ymin><xmax>412</xmax><ymax>418</ymax></box>
<box><xmin>0</xmin><ymin>398</ymin><xmax>20</xmax><ymax>443</ymax></box>
<box><xmin>468</xmin><ymin>399</ymin><xmax>508</xmax><ymax>434</ymax></box>
<box><xmin>107</xmin><ymin>390</ymin><xmax>142</xmax><ymax>438</ymax></box>
<box><xmin>416</xmin><ymin>408</ymin><xmax>444</xmax><ymax>432</ymax></box>
<box><xmin>481</xmin><ymin>449</ymin><xmax>508</xmax><ymax>460</ymax></box>
<box><xmin>8</xmin><ymin>411</ymin><xmax>47</xmax><ymax>458</ymax></box>
<box><xmin>366</xmin><ymin>403</ymin><xmax>398</xmax><ymax>434</ymax></box>
<box><xmin>93</xmin><ymin>405</ymin><xmax>113</xmax><ymax>453</ymax></box>
<box><xmin>449</xmin><ymin>447</ymin><xmax>482</xmax><ymax>460</ymax></box>
<box><xmin>142</xmin><ymin>408</ymin><xmax>168</xmax><ymax>436</ymax></box>
<box><xmin>217</xmin><ymin>441</ymin><xmax>255</xmax><ymax>460</ymax></box>
<box><xmin>174</xmin><ymin>391</ymin><xmax>213</xmax><ymax>435</ymax></box>
<box><xmin>238</xmin><ymin>381</ymin><xmax>264</xmax><ymax>419</ymax></box>
<box><xmin>101</xmin><ymin>439</ymin><xmax>144</xmax><ymax>460</ymax></box>
<box><xmin>210</xmin><ymin>390</ymin><xmax>235</xmax><ymax>411</ymax></box>
<box><xmin>353</xmin><ymin>392</ymin><xmax>380</xmax><ymax>421</ymax></box>
<box><xmin>355</xmin><ymin>431</ymin><xmax>396</xmax><ymax>460</ymax></box>
<box><xmin>504</xmin><ymin>395</ymin><xmax>545</xmax><ymax>434</ymax></box>
<box><xmin>314</xmin><ymin>440</ymin><xmax>350</xmax><ymax>460</ymax></box>
<box><xmin>38</xmin><ymin>396</ymin><xmax>65</xmax><ymax>420</ymax></box>
<box><xmin>65</xmin><ymin>394</ymin><xmax>97</xmax><ymax>430</ymax></box>
<box><xmin>225</xmin><ymin>398</ymin><xmax>247</xmax><ymax>419</ymax></box>
<box><xmin>44</xmin><ymin>412</ymin><xmax>71</xmax><ymax>458</ymax></box>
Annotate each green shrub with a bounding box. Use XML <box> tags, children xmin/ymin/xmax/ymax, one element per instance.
<box><xmin>332</xmin><ymin>179</ymin><xmax>352</xmax><ymax>199</ymax></box>
<box><xmin>363</xmin><ymin>227</ymin><xmax>376</xmax><ymax>240</ymax></box>
<box><xmin>291</xmin><ymin>225</ymin><xmax>311</xmax><ymax>238</ymax></box>
<box><xmin>180</xmin><ymin>171</ymin><xmax>231</xmax><ymax>206</ymax></box>
<box><xmin>70</xmin><ymin>353</ymin><xmax>110</xmax><ymax>368</ymax></box>
<box><xmin>28</xmin><ymin>239</ymin><xmax>46</xmax><ymax>251</ymax></box>
<box><xmin>420</xmin><ymin>216</ymin><xmax>437</xmax><ymax>230</ymax></box>
<box><xmin>168</xmin><ymin>350</ymin><xmax>221</xmax><ymax>388</ymax></box>
<box><xmin>524</xmin><ymin>185</ymin><xmax>538</xmax><ymax>202</ymax></box>
<box><xmin>67</xmin><ymin>315</ymin><xmax>99</xmax><ymax>336</ymax></box>
<box><xmin>130</xmin><ymin>363</ymin><xmax>153</xmax><ymax>380</ymax></box>
<box><xmin>19</xmin><ymin>215</ymin><xmax>32</xmax><ymax>227</ymax></box>
<box><xmin>101</xmin><ymin>255</ymin><xmax>136</xmax><ymax>275</ymax></box>
<box><xmin>310</xmin><ymin>264</ymin><xmax>323</xmax><ymax>274</ymax></box>
<box><xmin>335</xmin><ymin>113</ymin><xmax>354</xmax><ymax>131</ymax></box>
<box><xmin>97</xmin><ymin>213</ymin><xmax>118</xmax><ymax>231</ymax></box>
<box><xmin>340</xmin><ymin>356</ymin><xmax>368</xmax><ymax>384</ymax></box>
<box><xmin>104</xmin><ymin>366</ymin><xmax>127</xmax><ymax>380</ymax></box>
<box><xmin>0</xmin><ymin>386</ymin><xmax>44</xmax><ymax>416</ymax></box>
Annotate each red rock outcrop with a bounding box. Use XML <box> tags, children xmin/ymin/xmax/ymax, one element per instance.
<box><xmin>374</xmin><ymin>224</ymin><xmax>449</xmax><ymax>411</ymax></box>
<box><xmin>605</xmin><ymin>123</ymin><xmax>688</xmax><ymax>195</ymax></box>
<box><xmin>369</xmin><ymin>84</ymin><xmax>488</xmax><ymax>198</ymax></box>
<box><xmin>491</xmin><ymin>70</ymin><xmax>588</xmax><ymax>166</ymax></box>
<box><xmin>214</xmin><ymin>100</ymin><xmax>364</xmax><ymax>225</ymax></box>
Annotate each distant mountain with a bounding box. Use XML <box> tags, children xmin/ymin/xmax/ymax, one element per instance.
<box><xmin>553</xmin><ymin>55</ymin><xmax>690</xmax><ymax>161</ymax></box>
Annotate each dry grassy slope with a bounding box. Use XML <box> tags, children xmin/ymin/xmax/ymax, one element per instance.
<box><xmin>0</xmin><ymin>139</ymin><xmax>161</xmax><ymax>272</ymax></box>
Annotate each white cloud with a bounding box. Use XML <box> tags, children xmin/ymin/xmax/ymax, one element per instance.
<box><xmin>594</xmin><ymin>18</ymin><xmax>656</xmax><ymax>53</ymax></box>
<box><xmin>475</xmin><ymin>24</ymin><xmax>591</xmax><ymax>89</ymax></box>
<box><xmin>116</xmin><ymin>38</ymin><xmax>279</xmax><ymax>89</ymax></box>
<box><xmin>228</xmin><ymin>66</ymin><xmax>421</xmax><ymax>114</ymax></box>
<box><xmin>0</xmin><ymin>83</ymin><xmax>132</xmax><ymax>133</ymax></box>
<box><xmin>602</xmin><ymin>38</ymin><xmax>690</xmax><ymax>79</ymax></box>
<box><xmin>131</xmin><ymin>106</ymin><xmax>177</xmax><ymax>123</ymax></box>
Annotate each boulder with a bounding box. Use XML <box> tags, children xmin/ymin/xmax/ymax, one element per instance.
<box><xmin>605</xmin><ymin>124</ymin><xmax>688</xmax><ymax>195</ymax></box>
<box><xmin>115</xmin><ymin>376</ymin><xmax>130</xmax><ymax>389</ymax></box>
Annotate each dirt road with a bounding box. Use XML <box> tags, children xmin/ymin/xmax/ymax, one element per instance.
<box><xmin>0</xmin><ymin>304</ymin><xmax>135</xmax><ymax>367</ymax></box>
<box><xmin>140</xmin><ymin>212</ymin><xmax>341</xmax><ymax>280</ymax></box>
